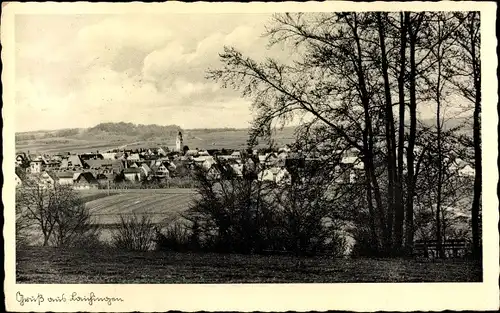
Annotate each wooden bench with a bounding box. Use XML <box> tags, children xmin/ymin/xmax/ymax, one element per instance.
<box><xmin>414</xmin><ymin>239</ymin><xmax>468</xmax><ymax>258</ymax></box>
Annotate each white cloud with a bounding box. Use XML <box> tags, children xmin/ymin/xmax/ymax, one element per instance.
<box><xmin>75</xmin><ymin>16</ymin><xmax>174</xmax><ymax>66</ymax></box>
<box><xmin>15</xmin><ymin>13</ymin><xmax>285</xmax><ymax>132</ymax></box>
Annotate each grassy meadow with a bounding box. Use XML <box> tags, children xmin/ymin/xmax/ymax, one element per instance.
<box><xmin>16</xmin><ymin>187</ymin><xmax>482</xmax><ymax>284</ymax></box>
<box><xmin>16</xmin><ymin>246</ymin><xmax>482</xmax><ymax>283</ymax></box>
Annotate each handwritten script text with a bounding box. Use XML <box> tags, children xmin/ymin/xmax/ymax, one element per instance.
<box><xmin>16</xmin><ymin>291</ymin><xmax>124</xmax><ymax>306</ymax></box>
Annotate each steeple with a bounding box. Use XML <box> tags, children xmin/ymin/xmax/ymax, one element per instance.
<box><xmin>176</xmin><ymin>131</ymin><xmax>183</xmax><ymax>152</ymax></box>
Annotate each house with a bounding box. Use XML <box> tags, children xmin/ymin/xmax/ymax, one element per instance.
<box><xmin>459</xmin><ymin>164</ymin><xmax>475</xmax><ymax>177</ymax></box>
<box><xmin>157</xmin><ymin>147</ymin><xmax>170</xmax><ymax>156</ymax></box>
<box><xmin>193</xmin><ymin>155</ymin><xmax>213</xmax><ymax>162</ymax></box>
<box><xmin>128</xmin><ymin>153</ymin><xmax>141</xmax><ymax>161</ymax></box>
<box><xmin>101</xmin><ymin>152</ymin><xmax>117</xmax><ymax>160</ymax></box>
<box><xmin>39</xmin><ymin>171</ymin><xmax>58</xmax><ymax>186</ymax></box>
<box><xmin>185</xmin><ymin>150</ymin><xmax>199</xmax><ymax>157</ymax></box>
<box><xmin>244</xmin><ymin>157</ymin><xmax>256</xmax><ymax>169</ymax></box>
<box><xmin>29</xmin><ymin>160</ymin><xmax>45</xmax><ymax>173</ymax></box>
<box><xmin>45</xmin><ymin>160</ymin><xmax>61</xmax><ymax>170</ymax></box>
<box><xmin>15</xmin><ymin>173</ymin><xmax>23</xmax><ymax>187</ymax></box>
<box><xmin>258</xmin><ymin>169</ymin><xmax>275</xmax><ymax>182</ymax></box>
<box><xmin>73</xmin><ymin>172</ymin><xmax>99</xmax><ymax>189</ymax></box>
<box><xmin>60</xmin><ymin>154</ymin><xmax>85</xmax><ymax>169</ymax></box>
<box><xmin>140</xmin><ymin>163</ymin><xmax>153</xmax><ymax>178</ymax></box>
<box><xmin>151</xmin><ymin>163</ymin><xmax>170</xmax><ymax>179</ymax></box>
<box><xmin>85</xmin><ymin>159</ymin><xmax>123</xmax><ymax>174</ymax></box>
<box><xmin>206</xmin><ymin>165</ymin><xmax>221</xmax><ymax>180</ymax></box>
<box><xmin>230</xmin><ymin>163</ymin><xmax>244</xmax><ymax>177</ymax></box>
<box><xmin>230</xmin><ymin>151</ymin><xmax>242</xmax><ymax>159</ymax></box>
<box><xmin>193</xmin><ymin>155</ymin><xmax>215</xmax><ymax>168</ymax></box>
<box><xmin>202</xmin><ymin>157</ymin><xmax>216</xmax><ymax>170</ymax></box>
<box><xmin>51</xmin><ymin>154</ymin><xmax>63</xmax><ymax>162</ymax></box>
<box><xmin>166</xmin><ymin>161</ymin><xmax>177</xmax><ymax>171</ymax></box>
<box><xmin>79</xmin><ymin>153</ymin><xmax>104</xmax><ymax>161</ymax></box>
<box><xmin>263</xmin><ymin>153</ymin><xmax>279</xmax><ymax>166</ymax></box>
<box><xmin>150</xmin><ymin>159</ymin><xmax>160</xmax><ymax>168</ymax></box>
<box><xmin>123</xmin><ymin>168</ymin><xmax>142</xmax><ymax>182</ymax></box>
<box><xmin>15</xmin><ymin>167</ymin><xmax>26</xmax><ymax>187</ymax></box>
<box><xmin>341</xmin><ymin>156</ymin><xmax>364</xmax><ymax>170</ymax></box>
<box><xmin>198</xmin><ymin>150</ymin><xmax>210</xmax><ymax>157</ymax></box>
<box><xmin>69</xmin><ymin>154</ymin><xmax>85</xmax><ymax>167</ymax></box>
<box><xmin>56</xmin><ymin>171</ymin><xmax>75</xmax><ymax>185</ymax></box>
<box><xmin>275</xmin><ymin>168</ymin><xmax>291</xmax><ymax>184</ymax></box>
<box><xmin>115</xmin><ymin>152</ymin><xmax>126</xmax><ymax>160</ymax></box>
<box><xmin>96</xmin><ymin>172</ymin><xmax>115</xmax><ymax>182</ymax></box>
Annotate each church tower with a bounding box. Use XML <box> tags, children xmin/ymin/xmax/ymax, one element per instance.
<box><xmin>176</xmin><ymin>131</ymin><xmax>183</xmax><ymax>152</ymax></box>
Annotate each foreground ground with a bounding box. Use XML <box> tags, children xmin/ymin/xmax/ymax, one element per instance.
<box><xmin>16</xmin><ymin>247</ymin><xmax>482</xmax><ymax>283</ymax></box>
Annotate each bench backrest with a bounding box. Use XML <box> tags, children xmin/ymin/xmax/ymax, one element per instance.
<box><xmin>414</xmin><ymin>240</ymin><xmax>467</xmax><ymax>249</ymax></box>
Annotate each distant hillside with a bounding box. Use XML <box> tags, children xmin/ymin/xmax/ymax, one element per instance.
<box><xmin>86</xmin><ymin>122</ymin><xmax>182</xmax><ymax>140</ymax></box>
<box><xmin>16</xmin><ymin>123</ymin><xmax>182</xmax><ymax>142</ymax></box>
<box><xmin>15</xmin><ymin>119</ymin><xmax>472</xmax><ymax>154</ymax></box>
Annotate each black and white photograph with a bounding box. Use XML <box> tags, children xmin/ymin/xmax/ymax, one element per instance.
<box><xmin>2</xmin><ymin>1</ymin><xmax>498</xmax><ymax>312</ymax></box>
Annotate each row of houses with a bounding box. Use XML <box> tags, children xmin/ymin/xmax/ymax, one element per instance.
<box><xmin>15</xmin><ymin>142</ymin><xmax>475</xmax><ymax>189</ymax></box>
<box><xmin>15</xmin><ymin>167</ymin><xmax>100</xmax><ymax>190</ymax></box>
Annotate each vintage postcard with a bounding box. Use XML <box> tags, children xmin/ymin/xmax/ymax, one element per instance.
<box><xmin>2</xmin><ymin>1</ymin><xmax>499</xmax><ymax>311</ymax></box>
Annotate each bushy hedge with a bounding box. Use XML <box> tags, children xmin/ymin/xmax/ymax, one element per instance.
<box><xmin>177</xmin><ymin>163</ymin><xmax>348</xmax><ymax>257</ymax></box>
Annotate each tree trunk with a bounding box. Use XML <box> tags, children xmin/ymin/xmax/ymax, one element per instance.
<box><xmin>395</xmin><ymin>12</ymin><xmax>408</xmax><ymax>253</ymax></box>
<box><xmin>405</xmin><ymin>13</ymin><xmax>420</xmax><ymax>253</ymax></box>
<box><xmin>436</xmin><ymin>66</ymin><xmax>443</xmax><ymax>259</ymax></box>
<box><xmin>470</xmin><ymin>12</ymin><xmax>482</xmax><ymax>261</ymax></box>
<box><xmin>42</xmin><ymin>235</ymin><xmax>50</xmax><ymax>246</ymax></box>
<box><xmin>435</xmin><ymin>17</ymin><xmax>444</xmax><ymax>259</ymax></box>
<box><xmin>365</xmin><ymin>175</ymin><xmax>379</xmax><ymax>250</ymax></box>
<box><xmin>351</xmin><ymin>14</ymin><xmax>388</xmax><ymax>253</ymax></box>
<box><xmin>377</xmin><ymin>12</ymin><xmax>398</xmax><ymax>253</ymax></box>
<box><xmin>471</xmin><ymin>101</ymin><xmax>481</xmax><ymax>260</ymax></box>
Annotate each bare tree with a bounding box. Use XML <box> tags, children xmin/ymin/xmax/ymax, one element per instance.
<box><xmin>16</xmin><ymin>178</ymin><xmax>98</xmax><ymax>247</ymax></box>
<box><xmin>49</xmin><ymin>184</ymin><xmax>100</xmax><ymax>247</ymax></box>
<box><xmin>448</xmin><ymin>12</ymin><xmax>481</xmax><ymax>260</ymax></box>
<box><xmin>16</xmin><ymin>179</ymin><xmax>58</xmax><ymax>246</ymax></box>
<box><xmin>208</xmin><ymin>12</ymin><xmax>393</xmax><ymax>254</ymax></box>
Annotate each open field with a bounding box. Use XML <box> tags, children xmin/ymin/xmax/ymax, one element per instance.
<box><xmin>85</xmin><ymin>189</ymin><xmax>198</xmax><ymax>225</ymax></box>
<box><xmin>16</xmin><ymin>246</ymin><xmax>482</xmax><ymax>283</ymax></box>
<box><xmin>15</xmin><ymin>127</ymin><xmax>296</xmax><ymax>154</ymax></box>
<box><xmin>19</xmin><ymin>189</ymin><xmax>197</xmax><ymax>245</ymax></box>
<box><xmin>15</xmin><ymin>137</ymin><xmax>134</xmax><ymax>154</ymax></box>
<box><xmin>81</xmin><ymin>189</ymin><xmax>197</xmax><ymax>242</ymax></box>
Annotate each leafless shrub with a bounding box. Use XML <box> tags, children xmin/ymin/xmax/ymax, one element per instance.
<box><xmin>155</xmin><ymin>221</ymin><xmax>193</xmax><ymax>252</ymax></box>
<box><xmin>111</xmin><ymin>214</ymin><xmax>156</xmax><ymax>251</ymax></box>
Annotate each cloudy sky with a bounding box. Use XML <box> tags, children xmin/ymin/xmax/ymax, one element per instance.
<box><xmin>15</xmin><ymin>14</ymin><xmax>291</xmax><ymax>132</ymax></box>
